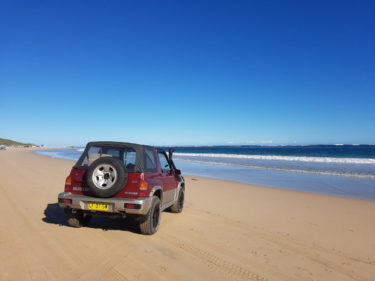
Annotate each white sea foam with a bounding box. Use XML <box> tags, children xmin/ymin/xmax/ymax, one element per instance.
<box><xmin>173</xmin><ymin>158</ymin><xmax>375</xmax><ymax>179</ymax></box>
<box><xmin>174</xmin><ymin>153</ymin><xmax>375</xmax><ymax>164</ymax></box>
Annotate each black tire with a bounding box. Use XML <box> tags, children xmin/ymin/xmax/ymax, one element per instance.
<box><xmin>66</xmin><ymin>210</ymin><xmax>92</xmax><ymax>228</ymax></box>
<box><xmin>139</xmin><ymin>196</ymin><xmax>161</xmax><ymax>235</ymax></box>
<box><xmin>86</xmin><ymin>156</ymin><xmax>127</xmax><ymax>198</ymax></box>
<box><xmin>170</xmin><ymin>189</ymin><xmax>184</xmax><ymax>213</ymax></box>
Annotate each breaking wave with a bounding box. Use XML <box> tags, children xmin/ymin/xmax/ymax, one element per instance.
<box><xmin>173</xmin><ymin>158</ymin><xmax>375</xmax><ymax>179</ymax></box>
<box><xmin>174</xmin><ymin>153</ymin><xmax>375</xmax><ymax>165</ymax></box>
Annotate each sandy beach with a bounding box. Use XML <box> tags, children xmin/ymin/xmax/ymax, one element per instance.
<box><xmin>0</xmin><ymin>148</ymin><xmax>374</xmax><ymax>281</ymax></box>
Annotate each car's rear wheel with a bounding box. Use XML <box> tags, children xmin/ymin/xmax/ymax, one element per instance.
<box><xmin>86</xmin><ymin>156</ymin><xmax>127</xmax><ymax>198</ymax></box>
<box><xmin>139</xmin><ymin>196</ymin><xmax>161</xmax><ymax>235</ymax></box>
<box><xmin>66</xmin><ymin>210</ymin><xmax>92</xmax><ymax>228</ymax></box>
<box><xmin>170</xmin><ymin>189</ymin><xmax>184</xmax><ymax>213</ymax></box>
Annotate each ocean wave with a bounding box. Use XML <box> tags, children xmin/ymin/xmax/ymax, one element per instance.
<box><xmin>174</xmin><ymin>153</ymin><xmax>375</xmax><ymax>164</ymax></box>
<box><xmin>36</xmin><ymin>150</ymin><xmax>77</xmax><ymax>161</ymax></box>
<box><xmin>173</xmin><ymin>158</ymin><xmax>375</xmax><ymax>179</ymax></box>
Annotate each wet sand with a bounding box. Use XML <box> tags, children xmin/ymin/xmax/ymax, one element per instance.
<box><xmin>0</xmin><ymin>148</ymin><xmax>374</xmax><ymax>281</ymax></box>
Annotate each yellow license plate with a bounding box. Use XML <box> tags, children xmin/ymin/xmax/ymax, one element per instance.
<box><xmin>87</xmin><ymin>202</ymin><xmax>109</xmax><ymax>211</ymax></box>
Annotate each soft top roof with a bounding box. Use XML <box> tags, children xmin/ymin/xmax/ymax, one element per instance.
<box><xmin>86</xmin><ymin>141</ymin><xmax>156</xmax><ymax>151</ymax></box>
<box><xmin>74</xmin><ymin>141</ymin><xmax>165</xmax><ymax>172</ymax></box>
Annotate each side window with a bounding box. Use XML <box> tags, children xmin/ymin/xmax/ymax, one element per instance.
<box><xmin>123</xmin><ymin>149</ymin><xmax>136</xmax><ymax>169</ymax></box>
<box><xmin>158</xmin><ymin>152</ymin><xmax>171</xmax><ymax>173</ymax></box>
<box><xmin>145</xmin><ymin>149</ymin><xmax>157</xmax><ymax>171</ymax></box>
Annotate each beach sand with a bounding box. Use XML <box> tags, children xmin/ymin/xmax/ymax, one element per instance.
<box><xmin>0</xmin><ymin>149</ymin><xmax>374</xmax><ymax>281</ymax></box>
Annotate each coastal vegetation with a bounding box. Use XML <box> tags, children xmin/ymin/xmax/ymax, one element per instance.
<box><xmin>0</xmin><ymin>138</ymin><xmax>34</xmax><ymax>146</ymax></box>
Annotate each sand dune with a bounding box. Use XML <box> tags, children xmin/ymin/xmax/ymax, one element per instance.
<box><xmin>0</xmin><ymin>149</ymin><xmax>374</xmax><ymax>281</ymax></box>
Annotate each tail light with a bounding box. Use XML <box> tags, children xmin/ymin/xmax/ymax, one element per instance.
<box><xmin>139</xmin><ymin>180</ymin><xmax>148</xmax><ymax>190</ymax></box>
<box><xmin>65</xmin><ymin>176</ymin><xmax>72</xmax><ymax>186</ymax></box>
<box><xmin>138</xmin><ymin>180</ymin><xmax>148</xmax><ymax>197</ymax></box>
<box><xmin>64</xmin><ymin>176</ymin><xmax>73</xmax><ymax>192</ymax></box>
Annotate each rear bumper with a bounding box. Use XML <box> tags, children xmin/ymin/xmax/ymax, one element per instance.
<box><xmin>58</xmin><ymin>192</ymin><xmax>153</xmax><ymax>215</ymax></box>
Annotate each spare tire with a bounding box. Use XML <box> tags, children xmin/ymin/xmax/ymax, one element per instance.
<box><xmin>86</xmin><ymin>156</ymin><xmax>127</xmax><ymax>198</ymax></box>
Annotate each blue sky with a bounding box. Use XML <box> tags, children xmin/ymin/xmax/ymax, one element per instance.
<box><xmin>1</xmin><ymin>0</ymin><xmax>374</xmax><ymax>146</ymax></box>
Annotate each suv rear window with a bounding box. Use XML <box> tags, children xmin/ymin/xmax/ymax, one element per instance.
<box><xmin>79</xmin><ymin>146</ymin><xmax>137</xmax><ymax>171</ymax></box>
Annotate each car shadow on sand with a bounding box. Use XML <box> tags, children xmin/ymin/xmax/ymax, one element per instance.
<box><xmin>42</xmin><ymin>203</ymin><xmax>140</xmax><ymax>233</ymax></box>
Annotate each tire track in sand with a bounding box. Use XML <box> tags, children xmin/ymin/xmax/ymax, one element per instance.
<box><xmin>202</xmin><ymin>211</ymin><xmax>373</xmax><ymax>281</ymax></box>
<box><xmin>161</xmin><ymin>232</ymin><xmax>268</xmax><ymax>281</ymax></box>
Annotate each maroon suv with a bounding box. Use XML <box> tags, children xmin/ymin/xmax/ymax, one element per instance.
<box><xmin>58</xmin><ymin>141</ymin><xmax>185</xmax><ymax>235</ymax></box>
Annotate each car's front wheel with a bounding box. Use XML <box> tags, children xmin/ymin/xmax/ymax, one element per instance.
<box><xmin>170</xmin><ymin>189</ymin><xmax>184</xmax><ymax>213</ymax></box>
<box><xmin>139</xmin><ymin>196</ymin><xmax>161</xmax><ymax>235</ymax></box>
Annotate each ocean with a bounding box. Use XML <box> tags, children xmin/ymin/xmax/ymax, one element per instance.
<box><xmin>35</xmin><ymin>145</ymin><xmax>375</xmax><ymax>200</ymax></box>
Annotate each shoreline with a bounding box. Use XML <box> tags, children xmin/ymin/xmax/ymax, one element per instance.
<box><xmin>34</xmin><ymin>147</ymin><xmax>375</xmax><ymax>201</ymax></box>
<box><xmin>35</xmin><ymin>150</ymin><xmax>375</xmax><ymax>202</ymax></box>
<box><xmin>1</xmin><ymin>148</ymin><xmax>375</xmax><ymax>281</ymax></box>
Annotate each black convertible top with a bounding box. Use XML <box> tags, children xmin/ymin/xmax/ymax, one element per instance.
<box><xmin>87</xmin><ymin>141</ymin><xmax>155</xmax><ymax>151</ymax></box>
<box><xmin>74</xmin><ymin>141</ymin><xmax>165</xmax><ymax>172</ymax></box>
